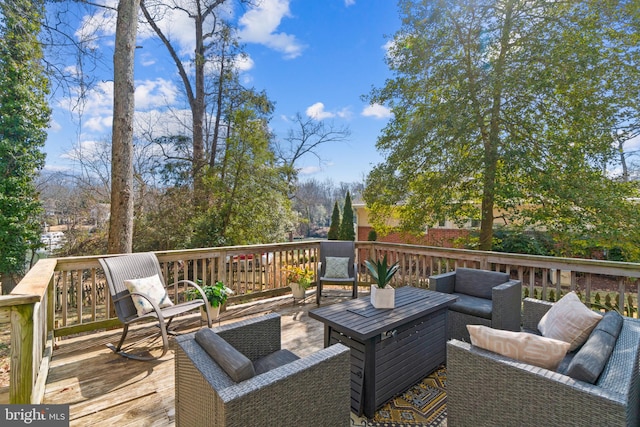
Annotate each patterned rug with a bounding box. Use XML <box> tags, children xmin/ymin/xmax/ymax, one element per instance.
<box><xmin>350</xmin><ymin>366</ymin><xmax>447</xmax><ymax>427</ymax></box>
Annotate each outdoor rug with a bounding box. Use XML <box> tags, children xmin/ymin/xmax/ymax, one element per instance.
<box><xmin>350</xmin><ymin>366</ymin><xmax>447</xmax><ymax>427</ymax></box>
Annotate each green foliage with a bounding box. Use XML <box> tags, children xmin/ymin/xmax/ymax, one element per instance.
<box><xmin>186</xmin><ymin>281</ymin><xmax>233</xmax><ymax>307</ymax></box>
<box><xmin>367</xmin><ymin>229</ymin><xmax>378</xmax><ymax>241</ymax></box>
<box><xmin>328</xmin><ymin>201</ymin><xmax>340</xmax><ymax>240</ymax></box>
<box><xmin>284</xmin><ymin>265</ymin><xmax>314</xmax><ymax>289</ymax></box>
<box><xmin>339</xmin><ymin>191</ymin><xmax>355</xmax><ymax>241</ymax></box>
<box><xmin>363</xmin><ymin>0</ymin><xmax>640</xmax><ymax>252</ymax></box>
<box><xmin>365</xmin><ymin>254</ymin><xmax>399</xmax><ymax>288</ymax></box>
<box><xmin>492</xmin><ymin>229</ymin><xmax>554</xmax><ymax>256</ymax></box>
<box><xmin>0</xmin><ymin>0</ymin><xmax>50</xmax><ymax>287</ymax></box>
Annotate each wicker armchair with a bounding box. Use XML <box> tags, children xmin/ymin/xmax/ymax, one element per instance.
<box><xmin>175</xmin><ymin>313</ymin><xmax>351</xmax><ymax>427</ymax></box>
<box><xmin>446</xmin><ymin>298</ymin><xmax>640</xmax><ymax>427</ymax></box>
<box><xmin>429</xmin><ymin>268</ymin><xmax>522</xmax><ymax>341</ymax></box>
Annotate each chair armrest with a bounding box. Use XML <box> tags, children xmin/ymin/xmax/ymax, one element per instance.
<box><xmin>522</xmin><ymin>298</ymin><xmax>554</xmax><ymax>331</ymax></box>
<box><xmin>213</xmin><ymin>313</ymin><xmax>281</xmax><ymax>361</ymax></box>
<box><xmin>491</xmin><ymin>279</ymin><xmax>522</xmax><ymax>331</ymax></box>
<box><xmin>428</xmin><ymin>271</ymin><xmax>456</xmax><ymax>293</ymax></box>
<box><xmin>218</xmin><ymin>344</ymin><xmax>351</xmax><ymax>426</ymax></box>
<box><xmin>446</xmin><ymin>339</ymin><xmax>629</xmax><ymax>426</ymax></box>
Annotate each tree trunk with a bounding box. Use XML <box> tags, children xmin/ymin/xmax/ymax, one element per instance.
<box><xmin>192</xmin><ymin>14</ymin><xmax>206</xmax><ymax>201</ymax></box>
<box><xmin>108</xmin><ymin>0</ymin><xmax>140</xmax><ymax>254</ymax></box>
<box><xmin>478</xmin><ymin>0</ymin><xmax>515</xmax><ymax>251</ymax></box>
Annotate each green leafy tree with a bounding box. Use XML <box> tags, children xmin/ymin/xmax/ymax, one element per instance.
<box><xmin>328</xmin><ymin>201</ymin><xmax>340</xmax><ymax>240</ymax></box>
<box><xmin>0</xmin><ymin>0</ymin><xmax>50</xmax><ymax>293</ymax></box>
<box><xmin>339</xmin><ymin>191</ymin><xmax>355</xmax><ymax>241</ymax></box>
<box><xmin>364</xmin><ymin>0</ymin><xmax>640</xmax><ymax>251</ymax></box>
<box><xmin>189</xmin><ymin>105</ymin><xmax>294</xmax><ymax>247</ymax></box>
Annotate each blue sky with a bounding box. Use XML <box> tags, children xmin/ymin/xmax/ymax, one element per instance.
<box><xmin>45</xmin><ymin>0</ymin><xmax>401</xmax><ymax>184</ymax></box>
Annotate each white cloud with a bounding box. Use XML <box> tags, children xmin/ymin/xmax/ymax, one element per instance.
<box><xmin>61</xmin><ymin>140</ymin><xmax>103</xmax><ymax>161</ymax></box>
<box><xmin>344</xmin><ymin>0</ymin><xmax>356</xmax><ymax>6</ymax></box>
<box><xmin>134</xmin><ymin>78</ymin><xmax>179</xmax><ymax>110</ymax></box>
<box><xmin>74</xmin><ymin>0</ymin><xmax>118</xmax><ymax>49</ymax></box>
<box><xmin>362</xmin><ymin>103</ymin><xmax>392</xmax><ymax>119</ymax></box>
<box><xmin>85</xmin><ymin>115</ymin><xmax>113</xmax><ymax>132</ymax></box>
<box><xmin>59</xmin><ymin>78</ymin><xmax>181</xmax><ymax>133</ymax></box>
<box><xmin>299</xmin><ymin>165</ymin><xmax>322</xmax><ymax>175</ymax></box>
<box><xmin>306</xmin><ymin>102</ymin><xmax>335</xmax><ymax>120</ymax></box>
<box><xmin>49</xmin><ymin>119</ymin><xmax>62</xmax><ymax>132</ymax></box>
<box><xmin>237</xmin><ymin>0</ymin><xmax>306</xmax><ymax>59</ymax></box>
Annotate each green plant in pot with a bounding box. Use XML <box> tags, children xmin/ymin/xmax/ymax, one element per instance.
<box><xmin>365</xmin><ymin>255</ymin><xmax>399</xmax><ymax>308</ymax></box>
<box><xmin>286</xmin><ymin>265</ymin><xmax>314</xmax><ymax>299</ymax></box>
<box><xmin>186</xmin><ymin>281</ymin><xmax>233</xmax><ymax>319</ymax></box>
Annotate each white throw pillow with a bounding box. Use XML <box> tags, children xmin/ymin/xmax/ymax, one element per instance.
<box><xmin>468</xmin><ymin>325</ymin><xmax>570</xmax><ymax>371</ymax></box>
<box><xmin>124</xmin><ymin>274</ymin><xmax>174</xmax><ymax>316</ymax></box>
<box><xmin>537</xmin><ymin>291</ymin><xmax>602</xmax><ymax>351</ymax></box>
<box><xmin>324</xmin><ymin>256</ymin><xmax>350</xmax><ymax>278</ymax></box>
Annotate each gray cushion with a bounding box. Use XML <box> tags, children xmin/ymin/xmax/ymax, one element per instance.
<box><xmin>253</xmin><ymin>349</ymin><xmax>300</xmax><ymax>375</ymax></box>
<box><xmin>593</xmin><ymin>310</ymin><xmax>623</xmax><ymax>338</ymax></box>
<box><xmin>565</xmin><ymin>313</ymin><xmax>622</xmax><ymax>384</ymax></box>
<box><xmin>454</xmin><ymin>268</ymin><xmax>509</xmax><ymax>300</ymax></box>
<box><xmin>195</xmin><ymin>328</ymin><xmax>256</xmax><ymax>383</ymax></box>
<box><xmin>450</xmin><ymin>293</ymin><xmax>493</xmax><ymax>319</ymax></box>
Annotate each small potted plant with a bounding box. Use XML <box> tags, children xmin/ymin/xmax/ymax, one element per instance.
<box><xmin>186</xmin><ymin>281</ymin><xmax>233</xmax><ymax>320</ymax></box>
<box><xmin>286</xmin><ymin>265</ymin><xmax>315</xmax><ymax>299</ymax></box>
<box><xmin>365</xmin><ymin>254</ymin><xmax>399</xmax><ymax>309</ymax></box>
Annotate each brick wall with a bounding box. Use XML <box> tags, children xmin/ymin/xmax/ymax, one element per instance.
<box><xmin>358</xmin><ymin>226</ymin><xmax>469</xmax><ymax>248</ymax></box>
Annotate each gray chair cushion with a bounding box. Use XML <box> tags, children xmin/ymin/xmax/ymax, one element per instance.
<box><xmin>450</xmin><ymin>293</ymin><xmax>493</xmax><ymax>319</ymax></box>
<box><xmin>565</xmin><ymin>312</ymin><xmax>622</xmax><ymax>384</ymax></box>
<box><xmin>253</xmin><ymin>349</ymin><xmax>300</xmax><ymax>375</ymax></box>
<box><xmin>195</xmin><ymin>328</ymin><xmax>256</xmax><ymax>383</ymax></box>
<box><xmin>454</xmin><ymin>268</ymin><xmax>509</xmax><ymax>300</ymax></box>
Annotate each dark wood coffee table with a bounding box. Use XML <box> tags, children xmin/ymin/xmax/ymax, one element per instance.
<box><xmin>309</xmin><ymin>286</ymin><xmax>457</xmax><ymax>417</ymax></box>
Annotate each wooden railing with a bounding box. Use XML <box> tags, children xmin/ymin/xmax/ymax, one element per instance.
<box><xmin>4</xmin><ymin>240</ymin><xmax>640</xmax><ymax>403</ymax></box>
<box><xmin>358</xmin><ymin>242</ymin><xmax>640</xmax><ymax>314</ymax></box>
<box><xmin>51</xmin><ymin>242</ymin><xmax>321</xmax><ymax>337</ymax></box>
<box><xmin>2</xmin><ymin>258</ymin><xmax>56</xmax><ymax>404</ymax></box>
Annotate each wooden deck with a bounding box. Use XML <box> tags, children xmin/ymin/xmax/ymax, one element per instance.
<box><xmin>42</xmin><ymin>290</ymin><xmax>352</xmax><ymax>426</ymax></box>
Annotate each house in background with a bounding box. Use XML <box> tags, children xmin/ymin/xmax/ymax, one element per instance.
<box><xmin>352</xmin><ymin>201</ymin><xmax>472</xmax><ymax>248</ymax></box>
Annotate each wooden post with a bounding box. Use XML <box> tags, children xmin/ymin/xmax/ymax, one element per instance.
<box><xmin>10</xmin><ymin>301</ymin><xmax>35</xmax><ymax>403</ymax></box>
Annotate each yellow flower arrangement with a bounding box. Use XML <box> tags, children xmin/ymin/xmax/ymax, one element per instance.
<box><xmin>285</xmin><ymin>265</ymin><xmax>315</xmax><ymax>289</ymax></box>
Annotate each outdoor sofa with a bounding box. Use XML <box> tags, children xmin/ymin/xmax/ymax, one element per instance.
<box><xmin>429</xmin><ymin>267</ymin><xmax>522</xmax><ymax>341</ymax></box>
<box><xmin>447</xmin><ymin>297</ymin><xmax>640</xmax><ymax>426</ymax></box>
<box><xmin>174</xmin><ymin>313</ymin><xmax>351</xmax><ymax>427</ymax></box>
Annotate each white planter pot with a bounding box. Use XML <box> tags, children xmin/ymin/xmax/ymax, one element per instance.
<box><xmin>201</xmin><ymin>302</ymin><xmax>221</xmax><ymax>321</ymax></box>
<box><xmin>290</xmin><ymin>282</ymin><xmax>307</xmax><ymax>299</ymax></box>
<box><xmin>371</xmin><ymin>285</ymin><xmax>395</xmax><ymax>309</ymax></box>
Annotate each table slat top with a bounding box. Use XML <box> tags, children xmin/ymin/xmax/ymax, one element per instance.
<box><xmin>309</xmin><ymin>287</ymin><xmax>457</xmax><ymax>340</ymax></box>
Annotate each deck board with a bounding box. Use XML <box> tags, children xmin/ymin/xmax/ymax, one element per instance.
<box><xmin>43</xmin><ymin>290</ymin><xmax>351</xmax><ymax>426</ymax></box>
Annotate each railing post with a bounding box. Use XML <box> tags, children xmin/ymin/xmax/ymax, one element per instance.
<box><xmin>10</xmin><ymin>301</ymin><xmax>35</xmax><ymax>403</ymax></box>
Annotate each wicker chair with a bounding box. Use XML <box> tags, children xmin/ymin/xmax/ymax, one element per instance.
<box><xmin>429</xmin><ymin>268</ymin><xmax>522</xmax><ymax>341</ymax></box>
<box><xmin>446</xmin><ymin>298</ymin><xmax>640</xmax><ymax>427</ymax></box>
<box><xmin>175</xmin><ymin>313</ymin><xmax>351</xmax><ymax>427</ymax></box>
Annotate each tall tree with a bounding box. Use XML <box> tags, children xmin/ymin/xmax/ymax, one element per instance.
<box><xmin>364</xmin><ymin>0</ymin><xmax>640</xmax><ymax>251</ymax></box>
<box><xmin>339</xmin><ymin>191</ymin><xmax>355</xmax><ymax>241</ymax></box>
<box><xmin>140</xmin><ymin>0</ymin><xmax>241</xmax><ymax>201</ymax></box>
<box><xmin>328</xmin><ymin>202</ymin><xmax>340</xmax><ymax>240</ymax></box>
<box><xmin>0</xmin><ymin>0</ymin><xmax>51</xmax><ymax>292</ymax></box>
<box><xmin>107</xmin><ymin>0</ymin><xmax>140</xmax><ymax>254</ymax></box>
<box><xmin>274</xmin><ymin>112</ymin><xmax>351</xmax><ymax>188</ymax></box>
